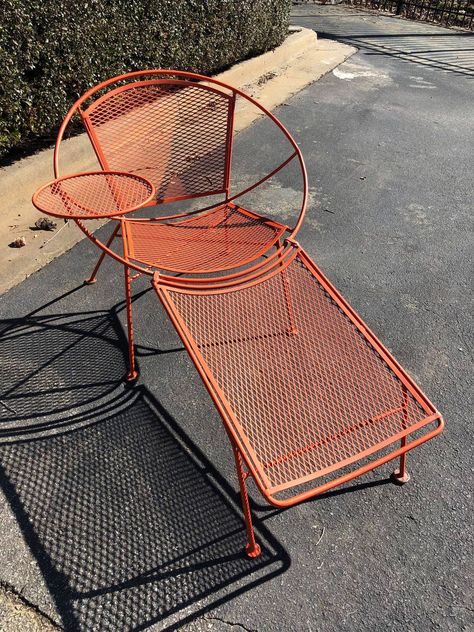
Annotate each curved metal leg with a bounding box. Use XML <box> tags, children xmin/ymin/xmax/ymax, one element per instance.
<box><xmin>85</xmin><ymin>224</ymin><xmax>120</xmax><ymax>284</ymax></box>
<box><xmin>232</xmin><ymin>443</ymin><xmax>261</xmax><ymax>558</ymax></box>
<box><xmin>124</xmin><ymin>264</ymin><xmax>138</xmax><ymax>381</ymax></box>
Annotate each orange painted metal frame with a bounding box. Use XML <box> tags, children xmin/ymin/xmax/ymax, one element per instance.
<box><xmin>153</xmin><ymin>242</ymin><xmax>444</xmax><ymax>554</ymax></box>
<box><xmin>32</xmin><ymin>69</ymin><xmax>444</xmax><ymax>559</ymax></box>
<box><xmin>49</xmin><ymin>69</ymin><xmax>308</xmax><ymax>380</ymax></box>
<box><xmin>53</xmin><ymin>69</ymin><xmax>307</xmax><ymax>229</ymax></box>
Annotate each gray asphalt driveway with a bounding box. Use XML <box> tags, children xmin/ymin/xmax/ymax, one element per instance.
<box><xmin>292</xmin><ymin>4</ymin><xmax>474</xmax><ymax>75</ymax></box>
<box><xmin>0</xmin><ymin>7</ymin><xmax>472</xmax><ymax>631</ymax></box>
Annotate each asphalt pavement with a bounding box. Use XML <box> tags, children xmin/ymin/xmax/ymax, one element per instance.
<box><xmin>0</xmin><ymin>6</ymin><xmax>472</xmax><ymax>631</ymax></box>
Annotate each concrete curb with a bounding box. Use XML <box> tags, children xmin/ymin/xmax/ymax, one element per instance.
<box><xmin>216</xmin><ymin>26</ymin><xmax>316</xmax><ymax>87</ymax></box>
<box><xmin>0</xmin><ymin>28</ymin><xmax>355</xmax><ymax>296</ymax></box>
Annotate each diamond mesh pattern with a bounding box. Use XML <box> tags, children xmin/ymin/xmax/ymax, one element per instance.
<box><xmin>33</xmin><ymin>172</ymin><xmax>153</xmax><ymax>219</ymax></box>
<box><xmin>84</xmin><ymin>82</ymin><xmax>232</xmax><ymax>202</ymax></box>
<box><xmin>125</xmin><ymin>205</ymin><xmax>285</xmax><ymax>273</ymax></box>
<box><xmin>161</xmin><ymin>251</ymin><xmax>431</xmax><ymax>493</ymax></box>
<box><xmin>0</xmin><ymin>392</ymin><xmax>279</xmax><ymax>629</ymax></box>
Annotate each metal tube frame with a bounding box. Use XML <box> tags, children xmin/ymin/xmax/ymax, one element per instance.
<box><xmin>51</xmin><ymin>70</ymin><xmax>308</xmax><ymax>379</ymax></box>
<box><xmin>36</xmin><ymin>71</ymin><xmax>444</xmax><ymax>558</ymax></box>
<box><xmin>153</xmin><ymin>246</ymin><xmax>444</xmax><ymax>556</ymax></box>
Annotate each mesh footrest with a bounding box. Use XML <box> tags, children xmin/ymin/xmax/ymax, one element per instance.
<box><xmin>153</xmin><ymin>244</ymin><xmax>443</xmax><ymax>504</ymax></box>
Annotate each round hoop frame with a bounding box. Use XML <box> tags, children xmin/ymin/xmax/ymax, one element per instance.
<box><xmin>53</xmin><ymin>69</ymin><xmax>308</xmax><ymax>277</ymax></box>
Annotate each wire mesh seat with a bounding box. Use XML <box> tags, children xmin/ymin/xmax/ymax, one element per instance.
<box><xmin>122</xmin><ymin>203</ymin><xmax>286</xmax><ymax>274</ymax></box>
<box><xmin>32</xmin><ymin>69</ymin><xmax>443</xmax><ymax>558</ymax></box>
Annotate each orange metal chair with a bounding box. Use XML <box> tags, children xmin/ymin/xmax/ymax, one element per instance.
<box><xmin>33</xmin><ymin>70</ymin><xmax>443</xmax><ymax>558</ymax></box>
<box><xmin>37</xmin><ymin>69</ymin><xmax>307</xmax><ymax>380</ymax></box>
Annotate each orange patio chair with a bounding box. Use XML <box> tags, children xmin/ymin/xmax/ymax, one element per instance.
<box><xmin>33</xmin><ymin>70</ymin><xmax>443</xmax><ymax>558</ymax></box>
<box><xmin>34</xmin><ymin>70</ymin><xmax>307</xmax><ymax>380</ymax></box>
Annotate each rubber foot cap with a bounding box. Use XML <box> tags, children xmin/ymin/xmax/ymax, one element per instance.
<box><xmin>245</xmin><ymin>543</ymin><xmax>261</xmax><ymax>558</ymax></box>
<box><xmin>391</xmin><ymin>469</ymin><xmax>411</xmax><ymax>485</ymax></box>
<box><xmin>84</xmin><ymin>278</ymin><xmax>97</xmax><ymax>285</ymax></box>
<box><xmin>126</xmin><ymin>370</ymin><xmax>139</xmax><ymax>382</ymax></box>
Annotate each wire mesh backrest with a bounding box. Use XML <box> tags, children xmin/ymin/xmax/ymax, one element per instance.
<box><xmin>80</xmin><ymin>80</ymin><xmax>235</xmax><ymax>204</ymax></box>
<box><xmin>54</xmin><ymin>70</ymin><xmax>308</xmax><ymax>235</ymax></box>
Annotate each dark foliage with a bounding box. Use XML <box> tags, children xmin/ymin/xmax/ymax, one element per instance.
<box><xmin>0</xmin><ymin>0</ymin><xmax>290</xmax><ymax>160</ymax></box>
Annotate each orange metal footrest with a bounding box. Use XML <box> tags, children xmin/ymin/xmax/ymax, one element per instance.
<box><xmin>153</xmin><ymin>243</ymin><xmax>443</xmax><ymax>507</ymax></box>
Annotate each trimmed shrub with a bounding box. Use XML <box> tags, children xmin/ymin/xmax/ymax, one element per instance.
<box><xmin>0</xmin><ymin>0</ymin><xmax>290</xmax><ymax>162</ymax></box>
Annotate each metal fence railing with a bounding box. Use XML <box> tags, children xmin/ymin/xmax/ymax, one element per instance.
<box><xmin>292</xmin><ymin>1</ymin><xmax>474</xmax><ymax>30</ymax></box>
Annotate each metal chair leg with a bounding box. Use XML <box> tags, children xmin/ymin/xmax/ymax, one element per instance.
<box><xmin>392</xmin><ymin>441</ymin><xmax>410</xmax><ymax>484</ymax></box>
<box><xmin>277</xmin><ymin>239</ymin><xmax>297</xmax><ymax>335</ymax></box>
<box><xmin>232</xmin><ymin>443</ymin><xmax>261</xmax><ymax>558</ymax></box>
<box><xmin>124</xmin><ymin>264</ymin><xmax>138</xmax><ymax>381</ymax></box>
<box><xmin>84</xmin><ymin>224</ymin><xmax>120</xmax><ymax>284</ymax></box>
<box><xmin>392</xmin><ymin>387</ymin><xmax>410</xmax><ymax>484</ymax></box>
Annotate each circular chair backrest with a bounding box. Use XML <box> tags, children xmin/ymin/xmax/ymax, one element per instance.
<box><xmin>54</xmin><ymin>69</ymin><xmax>308</xmax><ymax>238</ymax></box>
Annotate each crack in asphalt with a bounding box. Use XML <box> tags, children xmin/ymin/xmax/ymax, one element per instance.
<box><xmin>203</xmin><ymin>615</ymin><xmax>258</xmax><ymax>632</ymax></box>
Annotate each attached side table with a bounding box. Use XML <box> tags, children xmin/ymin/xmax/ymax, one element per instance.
<box><xmin>32</xmin><ymin>171</ymin><xmax>155</xmax><ymax>219</ymax></box>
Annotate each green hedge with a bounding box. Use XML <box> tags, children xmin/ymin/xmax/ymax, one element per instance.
<box><xmin>0</xmin><ymin>0</ymin><xmax>290</xmax><ymax>162</ymax></box>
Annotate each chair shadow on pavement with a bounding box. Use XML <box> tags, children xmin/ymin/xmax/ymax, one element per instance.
<box><xmin>0</xmin><ymin>306</ymin><xmax>288</xmax><ymax>631</ymax></box>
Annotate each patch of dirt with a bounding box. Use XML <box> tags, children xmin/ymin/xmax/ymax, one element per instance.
<box><xmin>0</xmin><ymin>586</ymin><xmax>59</xmax><ymax>631</ymax></box>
